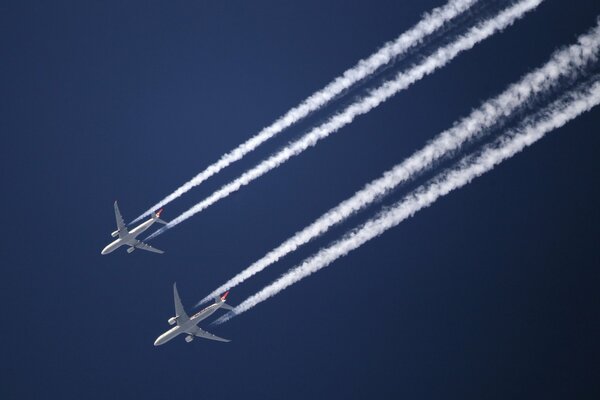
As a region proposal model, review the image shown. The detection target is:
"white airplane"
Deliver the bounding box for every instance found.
[154,283,233,346]
[101,201,167,255]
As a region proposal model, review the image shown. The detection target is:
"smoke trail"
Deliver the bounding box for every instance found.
[131,0,480,224]
[147,0,543,240]
[215,78,600,324]
[198,22,600,304]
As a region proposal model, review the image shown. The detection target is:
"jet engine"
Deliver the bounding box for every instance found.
[127,247,135,254]
[111,230,119,238]
[185,335,194,343]
[168,317,177,326]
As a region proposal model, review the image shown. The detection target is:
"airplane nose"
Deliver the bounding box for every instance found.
[154,338,162,346]
[101,244,112,255]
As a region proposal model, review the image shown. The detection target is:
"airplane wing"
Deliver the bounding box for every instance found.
[134,241,164,254]
[113,201,128,237]
[190,326,230,343]
[173,283,190,324]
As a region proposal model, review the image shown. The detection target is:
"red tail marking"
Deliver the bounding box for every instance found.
[221,291,230,301]
[155,208,163,217]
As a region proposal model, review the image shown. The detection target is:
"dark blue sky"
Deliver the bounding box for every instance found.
[2,1,599,398]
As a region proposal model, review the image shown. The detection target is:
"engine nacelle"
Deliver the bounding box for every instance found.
[168,317,177,326]
[127,247,135,254]
[111,230,119,238]
[185,335,194,343]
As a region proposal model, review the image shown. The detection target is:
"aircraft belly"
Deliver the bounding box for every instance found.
[203,308,218,320]
[130,220,153,236]
[102,240,123,254]
[154,326,181,346]
[191,308,217,324]
[181,319,202,331]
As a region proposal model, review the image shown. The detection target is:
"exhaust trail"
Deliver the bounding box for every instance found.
[147,0,543,240]
[132,0,480,224]
[199,21,600,305]
[215,78,600,324]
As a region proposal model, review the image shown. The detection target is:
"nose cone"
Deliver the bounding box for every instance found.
[101,243,114,255]
[101,243,116,255]
[154,334,167,346]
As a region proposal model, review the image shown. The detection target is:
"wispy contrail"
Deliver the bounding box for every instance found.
[147,0,543,240]
[132,0,480,224]
[199,21,600,305]
[215,78,600,324]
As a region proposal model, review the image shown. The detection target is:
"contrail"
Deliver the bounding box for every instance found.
[215,78,600,324]
[131,0,480,224]
[198,22,600,305]
[147,0,543,240]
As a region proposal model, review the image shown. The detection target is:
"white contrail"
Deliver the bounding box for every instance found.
[199,22,600,304]
[131,0,480,224]
[147,0,543,240]
[215,78,600,324]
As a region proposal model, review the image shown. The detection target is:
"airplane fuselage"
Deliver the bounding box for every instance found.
[154,302,223,346]
[101,218,156,255]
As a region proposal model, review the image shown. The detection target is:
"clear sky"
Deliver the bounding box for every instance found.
[2,1,599,399]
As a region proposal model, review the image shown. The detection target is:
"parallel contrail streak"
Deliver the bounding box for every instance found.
[215,79,600,323]
[132,0,480,224]
[199,22,600,304]
[147,0,542,240]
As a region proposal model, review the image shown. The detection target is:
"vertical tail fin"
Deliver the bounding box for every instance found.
[153,209,168,225]
[217,291,234,310]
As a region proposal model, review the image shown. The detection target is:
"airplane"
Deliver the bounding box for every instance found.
[154,283,233,346]
[101,201,167,255]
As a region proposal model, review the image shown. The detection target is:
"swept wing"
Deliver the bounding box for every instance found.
[113,201,128,237]
[190,326,230,342]
[134,241,164,254]
[173,283,190,324]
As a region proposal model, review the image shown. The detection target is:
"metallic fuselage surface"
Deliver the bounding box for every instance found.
[101,219,155,255]
[154,303,222,346]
